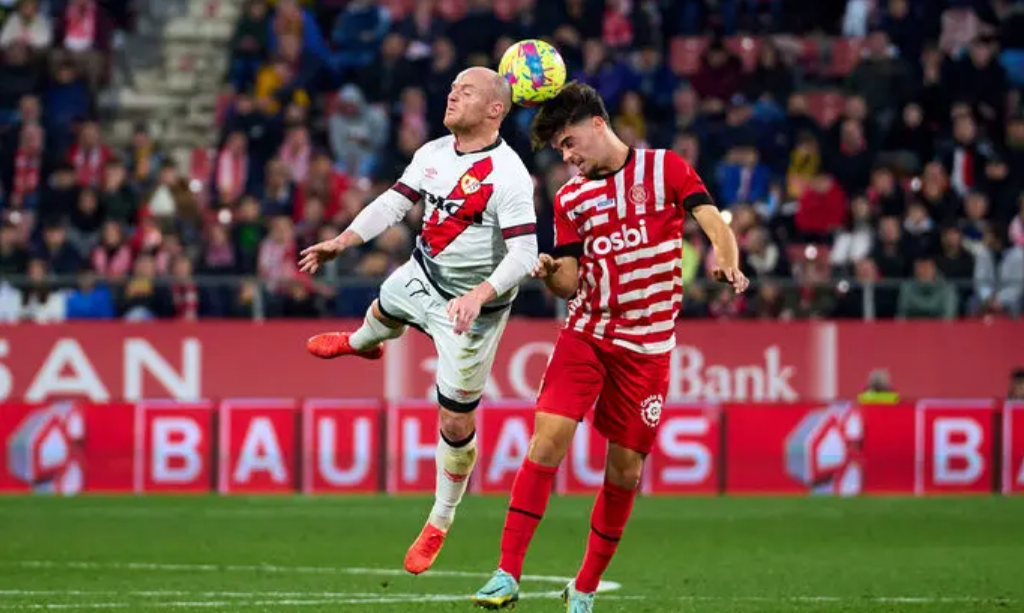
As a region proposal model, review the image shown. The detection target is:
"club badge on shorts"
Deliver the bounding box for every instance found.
[640,394,663,428]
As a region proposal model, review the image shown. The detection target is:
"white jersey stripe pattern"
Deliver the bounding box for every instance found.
[552,149,711,355]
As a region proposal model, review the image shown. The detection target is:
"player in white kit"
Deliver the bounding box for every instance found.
[298,67,538,574]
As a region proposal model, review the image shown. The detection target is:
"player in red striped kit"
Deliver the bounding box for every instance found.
[472,82,748,611]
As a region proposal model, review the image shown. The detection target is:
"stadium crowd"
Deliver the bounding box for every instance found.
[1,0,1023,322]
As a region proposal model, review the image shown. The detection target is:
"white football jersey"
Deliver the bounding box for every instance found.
[391,135,537,306]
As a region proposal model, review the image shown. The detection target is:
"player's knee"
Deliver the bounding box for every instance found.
[605,448,645,490]
[438,408,476,442]
[370,300,405,329]
[526,432,570,467]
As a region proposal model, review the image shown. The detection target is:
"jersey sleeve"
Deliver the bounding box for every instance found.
[390,148,426,203]
[550,189,583,259]
[495,169,538,240]
[665,150,715,212]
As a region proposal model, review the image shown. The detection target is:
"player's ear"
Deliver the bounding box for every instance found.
[591,115,605,133]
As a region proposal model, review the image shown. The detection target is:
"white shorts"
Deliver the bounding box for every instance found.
[377,259,510,412]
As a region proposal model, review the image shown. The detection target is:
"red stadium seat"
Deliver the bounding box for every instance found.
[437,0,466,21]
[669,36,710,76]
[805,90,845,127]
[828,37,865,78]
[795,36,822,76]
[725,36,762,73]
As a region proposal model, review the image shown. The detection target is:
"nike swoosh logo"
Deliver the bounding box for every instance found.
[478,587,504,596]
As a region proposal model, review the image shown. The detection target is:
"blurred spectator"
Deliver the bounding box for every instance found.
[631,46,676,124]
[716,144,770,207]
[65,267,114,319]
[448,0,504,64]
[67,186,102,251]
[690,39,743,106]
[296,151,349,223]
[0,43,41,117]
[258,215,298,304]
[873,215,911,279]
[880,0,925,60]
[0,0,52,52]
[66,119,113,188]
[902,201,937,258]
[941,111,996,198]
[215,130,250,207]
[39,163,79,226]
[833,258,883,318]
[856,369,900,404]
[233,195,265,274]
[786,131,822,200]
[742,225,790,278]
[330,0,390,75]
[119,253,171,320]
[255,34,311,115]
[277,123,312,184]
[98,160,138,227]
[280,277,319,317]
[358,32,416,104]
[36,220,81,275]
[329,84,387,179]
[91,220,132,280]
[897,256,957,319]
[831,195,875,270]
[575,38,633,111]
[43,59,91,148]
[883,102,933,173]
[7,122,45,211]
[846,30,911,118]
[268,0,329,63]
[936,223,975,296]
[126,124,163,192]
[170,255,198,320]
[961,190,991,250]
[227,0,270,91]
[0,220,27,275]
[53,0,113,91]
[830,119,872,195]
[914,162,959,224]
[613,90,647,145]
[1009,197,1024,248]
[745,41,794,107]
[19,258,65,322]
[795,173,848,242]
[973,225,1024,317]
[944,35,1008,130]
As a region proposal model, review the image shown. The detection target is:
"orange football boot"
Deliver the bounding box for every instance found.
[404,522,448,575]
[305,332,384,360]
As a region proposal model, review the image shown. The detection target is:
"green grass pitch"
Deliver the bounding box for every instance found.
[0,496,1022,612]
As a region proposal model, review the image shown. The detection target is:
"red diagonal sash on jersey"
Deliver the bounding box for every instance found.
[422,158,495,255]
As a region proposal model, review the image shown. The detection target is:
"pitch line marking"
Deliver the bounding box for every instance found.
[8,560,618,593]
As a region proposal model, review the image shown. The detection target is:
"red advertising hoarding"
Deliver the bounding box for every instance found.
[137,400,215,493]
[301,399,381,494]
[1003,402,1024,494]
[0,321,1018,403]
[0,399,1019,497]
[218,399,298,494]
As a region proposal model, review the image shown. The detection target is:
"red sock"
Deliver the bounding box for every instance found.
[498,458,557,581]
[575,479,637,593]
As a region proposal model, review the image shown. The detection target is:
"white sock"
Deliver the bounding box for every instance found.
[429,431,478,531]
[349,310,405,351]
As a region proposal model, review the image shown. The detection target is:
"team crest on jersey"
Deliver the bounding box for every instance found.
[629,184,649,206]
[460,174,482,195]
[640,394,663,428]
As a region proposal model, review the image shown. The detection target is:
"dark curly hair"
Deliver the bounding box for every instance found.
[529,82,610,150]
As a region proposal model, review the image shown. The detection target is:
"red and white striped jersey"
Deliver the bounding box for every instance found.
[551,148,713,355]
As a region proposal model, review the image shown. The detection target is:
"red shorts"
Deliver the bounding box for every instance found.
[535,329,670,454]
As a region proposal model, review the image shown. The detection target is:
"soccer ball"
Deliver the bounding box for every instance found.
[498,39,567,107]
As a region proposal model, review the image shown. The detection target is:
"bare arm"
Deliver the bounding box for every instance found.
[534,253,579,300]
[692,205,748,292]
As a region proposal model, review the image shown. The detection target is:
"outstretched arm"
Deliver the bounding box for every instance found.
[299,180,420,274]
[692,204,749,293]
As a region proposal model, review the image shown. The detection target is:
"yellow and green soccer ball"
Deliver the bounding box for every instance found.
[498,39,567,107]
